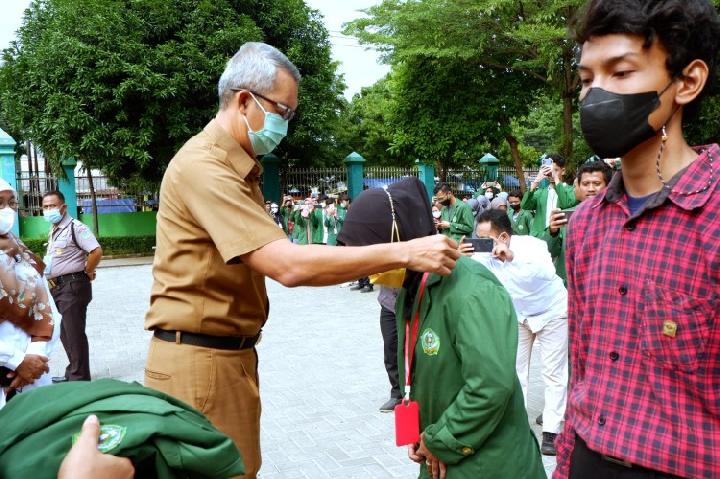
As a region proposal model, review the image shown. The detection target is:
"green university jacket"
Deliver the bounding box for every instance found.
[537,206,575,286]
[396,257,545,479]
[440,201,474,242]
[507,208,534,236]
[520,183,576,237]
[312,208,325,244]
[0,379,244,479]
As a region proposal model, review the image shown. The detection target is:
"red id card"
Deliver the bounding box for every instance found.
[394,400,420,446]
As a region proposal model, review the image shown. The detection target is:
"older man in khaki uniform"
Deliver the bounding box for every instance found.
[144,42,459,478]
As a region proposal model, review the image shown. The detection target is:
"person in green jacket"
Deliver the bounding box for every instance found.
[433,183,474,242]
[279,195,295,236]
[338,177,544,479]
[311,198,325,244]
[521,154,577,237]
[291,200,319,245]
[324,198,343,246]
[0,379,245,479]
[507,189,534,235]
[538,160,613,285]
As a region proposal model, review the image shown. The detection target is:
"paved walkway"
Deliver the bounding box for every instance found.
[48,264,556,478]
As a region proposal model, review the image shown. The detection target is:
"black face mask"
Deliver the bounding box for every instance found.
[439,197,452,207]
[510,203,521,211]
[580,83,673,159]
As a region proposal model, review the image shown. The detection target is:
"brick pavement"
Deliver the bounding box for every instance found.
[48,264,556,478]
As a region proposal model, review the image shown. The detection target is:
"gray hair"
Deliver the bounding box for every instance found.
[217,42,301,109]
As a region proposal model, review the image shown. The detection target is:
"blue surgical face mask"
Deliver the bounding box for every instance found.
[43,208,63,224]
[243,93,288,156]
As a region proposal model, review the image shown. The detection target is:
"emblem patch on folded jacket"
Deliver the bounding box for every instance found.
[72,424,127,453]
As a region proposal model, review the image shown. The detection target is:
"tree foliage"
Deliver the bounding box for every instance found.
[0,0,345,184]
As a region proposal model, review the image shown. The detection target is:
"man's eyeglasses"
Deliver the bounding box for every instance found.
[0,200,18,209]
[231,89,296,121]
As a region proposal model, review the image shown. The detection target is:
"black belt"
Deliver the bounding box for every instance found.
[48,272,89,289]
[153,328,261,350]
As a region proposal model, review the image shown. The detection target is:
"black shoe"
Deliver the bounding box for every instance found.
[379,397,401,413]
[360,285,374,293]
[349,284,364,291]
[536,413,543,426]
[51,376,69,384]
[541,432,557,456]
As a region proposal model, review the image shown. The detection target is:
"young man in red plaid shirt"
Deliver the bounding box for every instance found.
[555,1,720,478]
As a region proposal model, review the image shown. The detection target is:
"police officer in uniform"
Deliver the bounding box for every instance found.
[41,191,102,382]
[143,42,459,479]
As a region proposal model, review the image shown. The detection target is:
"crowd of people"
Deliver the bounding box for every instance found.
[1,1,719,478]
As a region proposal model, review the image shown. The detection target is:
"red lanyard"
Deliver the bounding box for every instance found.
[403,272,430,399]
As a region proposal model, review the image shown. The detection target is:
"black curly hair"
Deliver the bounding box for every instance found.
[573,0,720,121]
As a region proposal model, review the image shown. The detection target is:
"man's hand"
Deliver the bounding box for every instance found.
[492,240,514,263]
[532,166,552,190]
[405,235,460,276]
[437,221,450,230]
[10,354,48,388]
[85,270,97,281]
[58,415,135,479]
[416,434,447,479]
[548,209,567,236]
[457,236,474,257]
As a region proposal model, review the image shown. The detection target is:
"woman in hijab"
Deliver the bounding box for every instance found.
[0,179,61,408]
[338,178,544,479]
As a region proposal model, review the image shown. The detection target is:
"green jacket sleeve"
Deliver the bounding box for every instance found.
[422,288,518,464]
[538,229,563,259]
[520,188,538,211]
[449,203,474,238]
[556,183,578,210]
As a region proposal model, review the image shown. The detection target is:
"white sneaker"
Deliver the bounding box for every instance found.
[339,281,356,288]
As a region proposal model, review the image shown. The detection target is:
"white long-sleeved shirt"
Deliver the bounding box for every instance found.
[471,234,567,332]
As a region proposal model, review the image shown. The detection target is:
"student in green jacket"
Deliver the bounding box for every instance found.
[338,177,544,479]
[538,160,613,284]
[507,189,534,235]
[291,200,319,245]
[323,198,343,246]
[311,198,325,244]
[521,154,577,237]
[433,183,474,242]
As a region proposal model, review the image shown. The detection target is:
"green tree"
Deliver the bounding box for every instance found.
[0,0,345,184]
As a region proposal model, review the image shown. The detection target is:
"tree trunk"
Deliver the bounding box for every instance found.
[87,169,99,236]
[560,46,576,161]
[505,134,527,194]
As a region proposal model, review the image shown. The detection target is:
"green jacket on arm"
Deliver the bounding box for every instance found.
[396,257,544,479]
[289,209,303,243]
[0,379,244,479]
[538,227,567,286]
[440,201,474,242]
[521,183,577,237]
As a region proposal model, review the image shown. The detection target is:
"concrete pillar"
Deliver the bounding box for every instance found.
[0,129,19,236]
[260,153,281,204]
[415,160,435,201]
[344,152,366,201]
[59,159,78,218]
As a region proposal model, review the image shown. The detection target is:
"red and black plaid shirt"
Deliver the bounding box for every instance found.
[555,145,720,479]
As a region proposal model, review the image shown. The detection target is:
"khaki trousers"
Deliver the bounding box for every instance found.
[144,337,261,478]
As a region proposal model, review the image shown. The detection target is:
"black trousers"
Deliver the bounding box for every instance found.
[51,276,92,381]
[380,306,401,399]
[570,435,681,479]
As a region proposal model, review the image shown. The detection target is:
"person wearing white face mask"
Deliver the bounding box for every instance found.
[143,42,460,478]
[0,179,62,409]
[41,190,102,384]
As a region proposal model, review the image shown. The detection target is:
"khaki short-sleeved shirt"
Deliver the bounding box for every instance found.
[145,120,287,337]
[46,215,101,279]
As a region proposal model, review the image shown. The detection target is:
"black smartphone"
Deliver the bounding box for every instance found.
[0,366,14,387]
[463,238,494,253]
[562,209,574,222]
